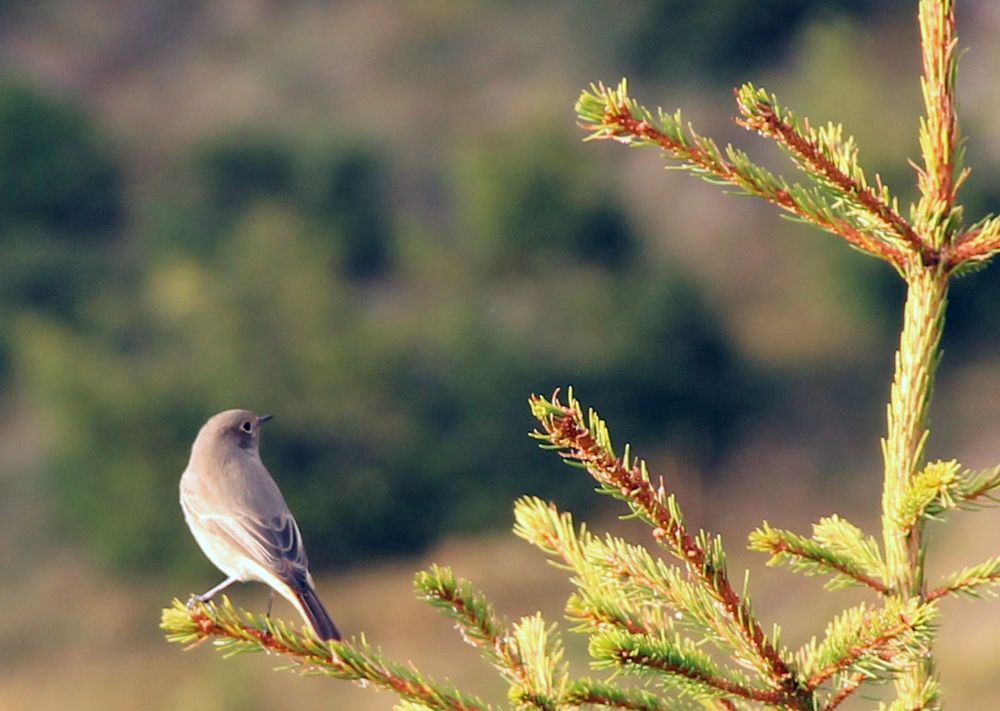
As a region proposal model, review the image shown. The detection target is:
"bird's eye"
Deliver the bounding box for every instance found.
[240,420,253,433]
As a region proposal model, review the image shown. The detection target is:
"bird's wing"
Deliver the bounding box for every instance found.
[181,486,311,588]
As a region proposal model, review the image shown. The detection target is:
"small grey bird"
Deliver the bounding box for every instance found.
[180,409,341,641]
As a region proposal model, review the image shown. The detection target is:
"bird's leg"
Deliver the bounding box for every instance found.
[187,576,238,608]
[266,589,275,618]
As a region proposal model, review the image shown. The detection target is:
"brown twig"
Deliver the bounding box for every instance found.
[612,644,789,706]
[804,617,914,690]
[822,671,865,710]
[945,224,1000,270]
[176,603,495,711]
[761,538,891,596]
[736,94,931,264]
[534,393,812,710]
[597,104,906,269]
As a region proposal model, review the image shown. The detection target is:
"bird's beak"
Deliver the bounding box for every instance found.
[257,414,274,425]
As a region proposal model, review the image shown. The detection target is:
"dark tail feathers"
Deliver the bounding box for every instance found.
[298,585,342,641]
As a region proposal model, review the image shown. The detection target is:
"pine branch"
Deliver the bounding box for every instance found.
[510,614,569,710]
[734,83,929,264]
[894,461,1000,537]
[879,268,948,709]
[566,678,677,711]
[415,565,507,664]
[894,459,961,532]
[564,593,666,637]
[590,629,785,707]
[512,497,689,639]
[914,0,966,247]
[414,565,566,710]
[530,390,811,709]
[513,495,593,574]
[569,679,741,711]
[947,214,1000,271]
[568,678,738,711]
[591,533,773,668]
[927,556,1000,601]
[749,518,888,594]
[948,463,1000,509]
[822,672,865,711]
[807,516,886,587]
[576,80,905,267]
[514,497,775,681]
[514,497,701,636]
[161,598,495,711]
[878,675,941,711]
[796,599,937,691]
[512,497,659,636]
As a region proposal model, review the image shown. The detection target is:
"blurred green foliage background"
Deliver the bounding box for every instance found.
[2,1,1000,708]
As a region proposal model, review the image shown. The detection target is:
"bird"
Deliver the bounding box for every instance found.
[179,408,341,641]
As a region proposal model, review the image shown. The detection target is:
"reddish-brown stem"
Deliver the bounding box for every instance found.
[599,106,906,269]
[569,686,715,711]
[925,586,950,602]
[612,646,789,706]
[762,539,891,595]
[425,583,536,694]
[188,609,491,711]
[804,617,914,690]
[539,400,811,710]
[822,672,865,710]
[945,227,1000,270]
[737,98,931,264]
[191,609,318,659]
[576,608,651,636]
[926,568,1000,603]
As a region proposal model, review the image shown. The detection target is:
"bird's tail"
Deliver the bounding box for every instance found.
[295,584,342,641]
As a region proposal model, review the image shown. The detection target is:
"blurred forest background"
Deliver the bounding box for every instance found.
[2,1,1000,709]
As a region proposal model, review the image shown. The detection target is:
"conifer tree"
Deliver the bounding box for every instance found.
[163,1,1000,707]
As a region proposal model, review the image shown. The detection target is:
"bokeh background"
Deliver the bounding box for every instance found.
[2,1,1000,708]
